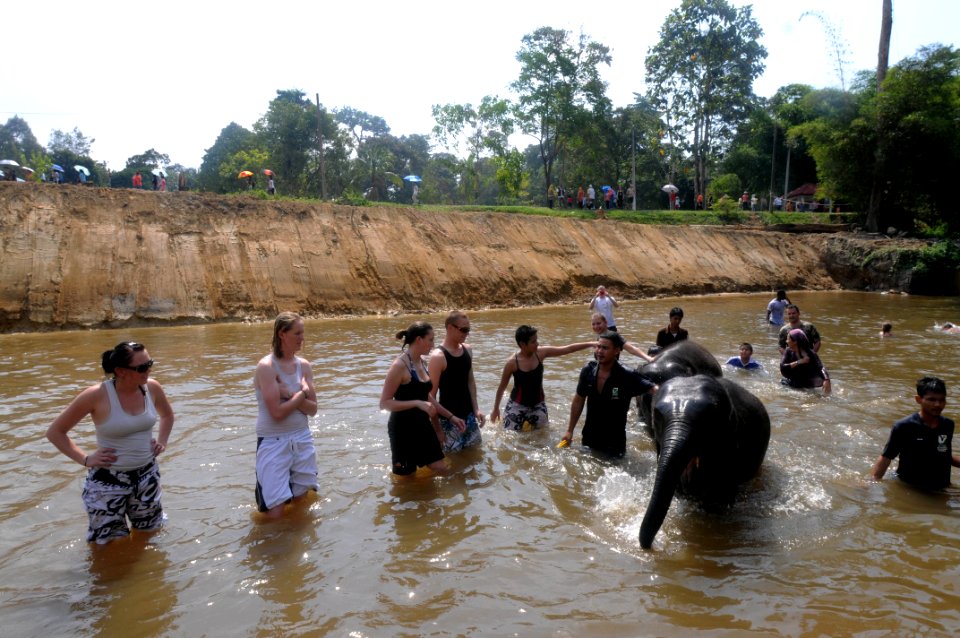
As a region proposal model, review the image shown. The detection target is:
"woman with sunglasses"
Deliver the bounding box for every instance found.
[253,312,318,518]
[46,342,175,544]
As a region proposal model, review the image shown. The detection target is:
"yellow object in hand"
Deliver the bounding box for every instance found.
[557,438,570,448]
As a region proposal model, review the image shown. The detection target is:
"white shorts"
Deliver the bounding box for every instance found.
[255,428,318,511]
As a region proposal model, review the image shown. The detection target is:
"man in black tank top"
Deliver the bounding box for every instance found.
[429,311,484,453]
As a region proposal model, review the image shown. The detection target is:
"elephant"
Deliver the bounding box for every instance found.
[637,340,722,431]
[638,374,771,549]
[639,340,722,385]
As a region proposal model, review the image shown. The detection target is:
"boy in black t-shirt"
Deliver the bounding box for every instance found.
[872,376,959,490]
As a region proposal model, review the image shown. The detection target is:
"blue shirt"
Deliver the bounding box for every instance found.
[726,356,761,370]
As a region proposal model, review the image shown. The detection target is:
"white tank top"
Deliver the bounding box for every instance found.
[96,380,157,470]
[256,356,309,437]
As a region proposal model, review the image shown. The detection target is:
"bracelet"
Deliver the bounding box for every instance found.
[83,455,88,467]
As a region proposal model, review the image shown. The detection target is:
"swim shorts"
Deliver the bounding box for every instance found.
[255,428,319,512]
[82,459,163,544]
[502,399,549,431]
[440,412,482,453]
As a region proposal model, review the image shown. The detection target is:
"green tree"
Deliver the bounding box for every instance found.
[645,0,767,203]
[432,96,513,203]
[198,122,258,193]
[255,89,319,196]
[0,116,44,161]
[511,27,611,194]
[48,127,95,156]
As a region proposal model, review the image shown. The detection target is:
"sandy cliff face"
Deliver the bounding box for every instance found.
[0,183,940,331]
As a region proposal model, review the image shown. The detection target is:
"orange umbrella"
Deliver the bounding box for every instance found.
[238,170,254,179]
[263,169,274,176]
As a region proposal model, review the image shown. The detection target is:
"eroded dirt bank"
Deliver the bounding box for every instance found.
[0,183,949,332]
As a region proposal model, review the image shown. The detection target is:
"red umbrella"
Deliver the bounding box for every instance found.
[238,170,254,179]
[263,169,274,176]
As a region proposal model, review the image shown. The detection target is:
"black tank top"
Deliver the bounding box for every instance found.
[510,354,544,407]
[438,346,473,419]
[388,355,433,429]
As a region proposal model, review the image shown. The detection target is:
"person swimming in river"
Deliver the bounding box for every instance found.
[939,322,960,334]
[489,325,595,431]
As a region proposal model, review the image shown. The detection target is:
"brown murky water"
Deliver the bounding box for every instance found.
[1,292,958,637]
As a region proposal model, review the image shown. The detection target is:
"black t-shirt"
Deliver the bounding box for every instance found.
[881,412,955,490]
[576,361,656,456]
[656,327,688,348]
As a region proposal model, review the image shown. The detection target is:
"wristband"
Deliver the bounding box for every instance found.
[83,455,88,467]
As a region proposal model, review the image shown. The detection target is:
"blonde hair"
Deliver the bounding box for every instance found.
[272,312,302,358]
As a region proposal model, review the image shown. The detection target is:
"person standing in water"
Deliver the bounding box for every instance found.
[561,332,659,456]
[766,289,791,326]
[428,311,484,453]
[490,325,596,431]
[253,312,318,518]
[380,322,448,476]
[589,285,620,331]
[872,376,958,490]
[46,341,174,544]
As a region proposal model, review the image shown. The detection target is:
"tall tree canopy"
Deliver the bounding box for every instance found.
[645,0,766,201]
[511,27,611,193]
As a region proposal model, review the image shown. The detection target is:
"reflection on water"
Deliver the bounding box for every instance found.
[1,292,959,636]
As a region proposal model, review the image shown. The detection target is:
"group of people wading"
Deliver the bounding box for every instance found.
[45,289,958,544]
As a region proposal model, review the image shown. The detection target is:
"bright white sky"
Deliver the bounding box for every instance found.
[4,0,957,170]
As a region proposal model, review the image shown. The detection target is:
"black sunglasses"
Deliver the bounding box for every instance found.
[121,360,154,373]
[456,325,471,334]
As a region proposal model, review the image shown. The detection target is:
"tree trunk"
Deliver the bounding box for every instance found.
[866,0,893,233]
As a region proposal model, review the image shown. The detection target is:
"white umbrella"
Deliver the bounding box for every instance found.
[152,168,166,177]
[19,166,34,175]
[661,183,679,193]
[73,165,90,176]
[0,159,21,168]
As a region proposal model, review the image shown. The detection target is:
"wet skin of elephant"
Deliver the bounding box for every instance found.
[638,374,771,549]
[637,340,722,430]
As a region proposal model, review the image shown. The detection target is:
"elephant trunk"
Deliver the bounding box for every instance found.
[639,420,696,549]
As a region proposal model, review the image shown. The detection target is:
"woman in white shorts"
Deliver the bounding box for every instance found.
[46,341,175,544]
[253,312,318,518]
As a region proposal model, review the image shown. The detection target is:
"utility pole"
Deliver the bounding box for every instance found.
[631,127,637,211]
[316,93,327,200]
[768,120,777,212]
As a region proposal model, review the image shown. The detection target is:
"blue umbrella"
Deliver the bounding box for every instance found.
[51,164,64,172]
[601,185,612,193]
[403,175,422,183]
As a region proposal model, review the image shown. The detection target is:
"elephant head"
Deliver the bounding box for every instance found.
[639,375,770,549]
[638,340,723,429]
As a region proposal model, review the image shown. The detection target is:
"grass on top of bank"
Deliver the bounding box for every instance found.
[236,190,857,227]
[423,204,857,227]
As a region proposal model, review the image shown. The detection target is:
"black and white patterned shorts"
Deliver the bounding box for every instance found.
[81,459,163,544]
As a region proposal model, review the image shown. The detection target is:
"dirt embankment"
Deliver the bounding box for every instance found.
[0,183,952,332]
